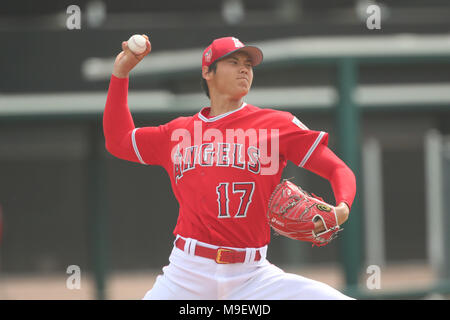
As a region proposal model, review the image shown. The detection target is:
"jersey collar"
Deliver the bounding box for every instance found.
[198,102,247,123]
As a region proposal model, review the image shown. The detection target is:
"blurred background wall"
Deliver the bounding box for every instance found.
[1,0,450,299]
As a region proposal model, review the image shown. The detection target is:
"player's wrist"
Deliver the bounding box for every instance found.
[112,69,130,79]
[335,203,349,225]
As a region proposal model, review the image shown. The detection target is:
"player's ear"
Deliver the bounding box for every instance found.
[202,66,213,80]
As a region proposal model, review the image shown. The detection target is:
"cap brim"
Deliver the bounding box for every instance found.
[219,46,264,67]
[239,46,264,66]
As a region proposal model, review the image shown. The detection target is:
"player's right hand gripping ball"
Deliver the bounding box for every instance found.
[267,179,342,247]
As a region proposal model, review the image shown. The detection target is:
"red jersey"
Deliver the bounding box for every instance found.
[132,105,327,248]
[104,75,355,249]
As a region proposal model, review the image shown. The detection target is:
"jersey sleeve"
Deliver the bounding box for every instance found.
[303,144,356,209]
[277,111,329,167]
[132,123,171,167]
[103,74,171,168]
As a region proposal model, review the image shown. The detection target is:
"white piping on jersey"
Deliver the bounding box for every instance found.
[132,128,147,165]
[292,116,309,130]
[198,102,247,122]
[298,131,326,168]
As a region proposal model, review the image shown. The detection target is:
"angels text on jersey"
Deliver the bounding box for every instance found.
[171,121,280,181]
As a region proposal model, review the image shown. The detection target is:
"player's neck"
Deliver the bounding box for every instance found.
[208,96,244,117]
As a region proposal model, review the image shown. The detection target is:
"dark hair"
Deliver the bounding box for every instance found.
[200,61,218,99]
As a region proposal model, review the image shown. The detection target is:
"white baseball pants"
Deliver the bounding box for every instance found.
[143,237,353,300]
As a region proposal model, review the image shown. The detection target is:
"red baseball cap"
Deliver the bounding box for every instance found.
[202,37,263,69]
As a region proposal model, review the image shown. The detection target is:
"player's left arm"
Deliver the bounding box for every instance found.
[303,143,356,226]
[276,111,356,228]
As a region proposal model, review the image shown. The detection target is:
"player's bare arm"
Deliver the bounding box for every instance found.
[314,202,349,233]
[112,34,151,79]
[335,202,350,224]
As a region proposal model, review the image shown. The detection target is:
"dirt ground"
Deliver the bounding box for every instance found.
[0,262,446,300]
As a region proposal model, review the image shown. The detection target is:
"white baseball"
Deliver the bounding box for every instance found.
[127,34,147,55]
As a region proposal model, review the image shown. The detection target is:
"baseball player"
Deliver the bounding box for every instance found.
[103,35,357,299]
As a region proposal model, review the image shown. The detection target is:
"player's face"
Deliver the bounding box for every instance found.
[209,51,254,99]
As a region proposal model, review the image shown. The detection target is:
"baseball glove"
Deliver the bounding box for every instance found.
[267,179,342,247]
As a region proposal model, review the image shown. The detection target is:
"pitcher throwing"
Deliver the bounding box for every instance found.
[103,35,357,299]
